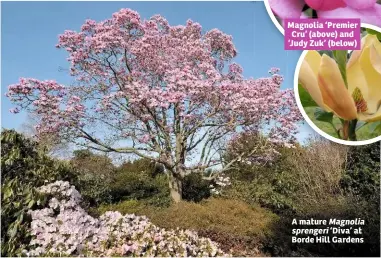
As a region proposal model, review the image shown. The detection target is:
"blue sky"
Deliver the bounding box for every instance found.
[1,1,314,141]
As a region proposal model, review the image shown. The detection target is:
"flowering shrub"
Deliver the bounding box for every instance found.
[25,181,227,257]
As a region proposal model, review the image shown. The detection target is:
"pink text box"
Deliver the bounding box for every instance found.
[284,18,361,50]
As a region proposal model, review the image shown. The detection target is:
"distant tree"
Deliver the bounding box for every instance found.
[71,149,114,174]
[69,149,115,205]
[19,114,72,158]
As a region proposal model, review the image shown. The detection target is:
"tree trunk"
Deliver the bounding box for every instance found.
[168,173,182,203]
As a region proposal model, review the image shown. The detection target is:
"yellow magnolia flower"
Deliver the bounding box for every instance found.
[299,51,357,120]
[299,34,381,122]
[347,34,381,122]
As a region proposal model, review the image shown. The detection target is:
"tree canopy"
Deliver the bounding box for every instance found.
[7,9,301,201]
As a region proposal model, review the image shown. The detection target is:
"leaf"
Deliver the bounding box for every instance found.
[298,84,317,107]
[314,107,333,124]
[355,121,367,131]
[3,187,14,199]
[319,50,333,58]
[27,200,35,209]
[333,50,348,88]
[8,225,18,239]
[16,214,24,225]
[366,28,381,41]
[368,121,381,135]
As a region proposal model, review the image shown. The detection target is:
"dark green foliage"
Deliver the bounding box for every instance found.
[263,196,380,257]
[110,169,156,201]
[3,128,379,257]
[69,152,170,207]
[1,179,45,257]
[141,174,171,207]
[224,134,380,256]
[341,143,380,200]
[72,149,92,159]
[262,143,381,257]
[76,172,113,206]
[1,129,77,256]
[110,159,168,203]
[340,142,380,256]
[70,149,114,206]
[98,199,146,216]
[109,159,211,206]
[224,133,300,212]
[182,173,211,202]
[116,158,164,178]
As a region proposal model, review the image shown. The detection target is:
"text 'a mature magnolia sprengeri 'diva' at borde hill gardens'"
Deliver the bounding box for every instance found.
[291,218,365,244]
[284,19,361,50]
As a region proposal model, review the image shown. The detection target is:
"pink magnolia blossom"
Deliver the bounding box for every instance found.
[7,79,85,136]
[305,0,347,11]
[9,107,20,114]
[269,0,381,26]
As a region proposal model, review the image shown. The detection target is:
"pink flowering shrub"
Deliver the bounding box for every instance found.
[24,181,227,257]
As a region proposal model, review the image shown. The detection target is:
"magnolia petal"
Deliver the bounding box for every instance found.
[269,0,305,19]
[318,54,357,120]
[347,41,370,105]
[299,60,326,110]
[318,6,381,27]
[347,60,370,108]
[359,45,381,113]
[354,5,381,27]
[348,35,381,70]
[299,51,332,111]
[347,49,362,69]
[361,34,380,49]
[358,108,381,122]
[304,50,321,77]
[347,35,373,69]
[305,0,346,11]
[370,42,381,74]
[318,6,359,18]
[344,0,377,10]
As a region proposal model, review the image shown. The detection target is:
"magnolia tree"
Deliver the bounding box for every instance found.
[7,9,301,202]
